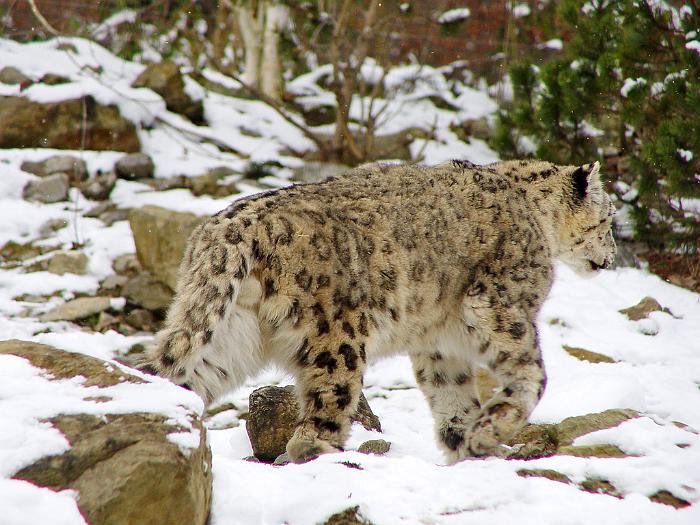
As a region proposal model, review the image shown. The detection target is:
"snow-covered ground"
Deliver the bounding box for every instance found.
[0,37,699,524]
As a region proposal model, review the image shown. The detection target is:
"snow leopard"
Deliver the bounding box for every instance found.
[144,159,616,463]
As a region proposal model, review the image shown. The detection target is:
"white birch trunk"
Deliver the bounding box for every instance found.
[235,3,263,88]
[260,3,290,100]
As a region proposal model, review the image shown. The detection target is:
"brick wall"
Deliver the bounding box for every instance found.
[3,0,523,72]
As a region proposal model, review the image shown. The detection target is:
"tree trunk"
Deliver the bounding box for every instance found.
[260,3,289,100]
[235,2,264,89]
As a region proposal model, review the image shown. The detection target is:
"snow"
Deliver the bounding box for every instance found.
[540,38,564,50]
[1,36,699,524]
[436,8,471,25]
[512,3,532,18]
[685,41,700,54]
[678,149,694,162]
[621,77,647,97]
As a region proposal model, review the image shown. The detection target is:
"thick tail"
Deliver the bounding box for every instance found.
[145,219,254,401]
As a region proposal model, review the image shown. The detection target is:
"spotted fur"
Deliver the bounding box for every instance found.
[145,159,616,463]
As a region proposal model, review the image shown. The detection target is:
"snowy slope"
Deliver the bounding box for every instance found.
[0,37,699,525]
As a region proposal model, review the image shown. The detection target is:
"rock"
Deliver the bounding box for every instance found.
[555,409,639,446]
[100,208,130,226]
[123,272,174,312]
[39,73,70,85]
[649,490,691,508]
[0,240,44,264]
[516,469,572,484]
[84,202,114,218]
[294,162,350,183]
[128,205,205,291]
[322,506,372,525]
[112,253,141,276]
[132,61,204,124]
[508,409,638,459]
[0,340,211,525]
[579,479,621,498]
[558,444,628,458]
[562,345,616,364]
[21,155,88,184]
[0,95,140,152]
[94,311,120,332]
[98,274,129,295]
[146,174,191,191]
[507,423,559,459]
[246,385,299,462]
[125,308,157,331]
[246,385,381,462]
[619,297,663,321]
[189,173,221,196]
[38,218,69,237]
[355,393,382,432]
[46,251,89,276]
[23,173,70,203]
[0,66,30,85]
[40,297,112,322]
[358,439,391,455]
[206,166,238,179]
[115,153,155,180]
[81,171,117,200]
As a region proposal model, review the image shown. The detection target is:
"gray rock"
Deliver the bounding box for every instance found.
[0,95,140,152]
[81,171,117,200]
[125,308,157,331]
[40,296,112,322]
[114,153,155,180]
[48,155,88,182]
[83,202,114,218]
[23,173,70,203]
[128,205,205,291]
[0,66,30,85]
[358,439,391,455]
[21,155,87,183]
[99,208,130,226]
[132,62,204,124]
[0,340,211,525]
[146,175,190,191]
[246,385,381,462]
[99,274,129,294]
[112,253,141,276]
[38,218,69,237]
[122,272,174,312]
[46,251,89,275]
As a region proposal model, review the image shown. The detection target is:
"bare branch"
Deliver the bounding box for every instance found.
[28,0,62,37]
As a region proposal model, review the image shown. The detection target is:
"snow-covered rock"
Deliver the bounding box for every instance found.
[0,339,211,525]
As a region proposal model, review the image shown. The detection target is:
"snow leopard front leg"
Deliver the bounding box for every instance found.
[286,319,367,463]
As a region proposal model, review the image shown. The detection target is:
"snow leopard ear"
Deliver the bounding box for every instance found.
[572,161,600,200]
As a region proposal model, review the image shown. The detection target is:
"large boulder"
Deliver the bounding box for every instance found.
[0,339,212,525]
[0,95,140,152]
[132,61,204,124]
[128,205,206,291]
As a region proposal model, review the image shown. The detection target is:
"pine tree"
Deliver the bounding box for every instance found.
[494,0,700,252]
